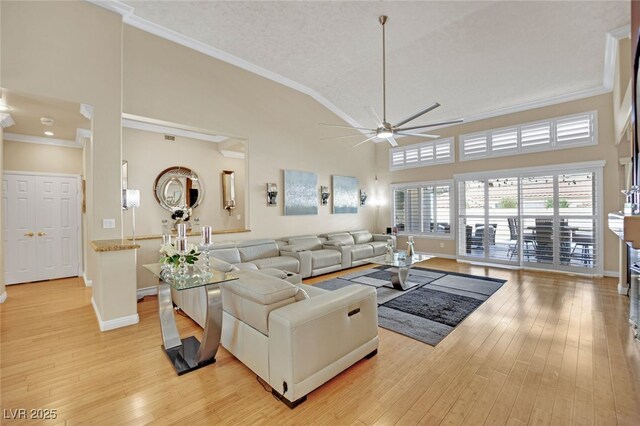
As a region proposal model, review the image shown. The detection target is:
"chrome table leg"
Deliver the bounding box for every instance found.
[391,266,418,291]
[158,281,221,375]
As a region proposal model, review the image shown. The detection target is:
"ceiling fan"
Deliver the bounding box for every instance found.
[322,15,463,148]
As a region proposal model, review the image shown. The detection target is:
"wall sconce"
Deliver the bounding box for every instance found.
[360,189,368,206]
[222,170,236,216]
[320,186,330,206]
[267,183,278,206]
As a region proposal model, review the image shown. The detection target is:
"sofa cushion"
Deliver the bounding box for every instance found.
[326,233,355,246]
[369,241,388,256]
[351,244,374,261]
[311,249,342,269]
[238,239,280,262]
[351,231,373,244]
[251,256,300,273]
[209,246,241,264]
[287,236,323,251]
[209,257,234,272]
[234,263,259,270]
[223,271,299,305]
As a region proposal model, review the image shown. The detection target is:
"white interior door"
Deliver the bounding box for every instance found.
[3,173,80,285]
[3,175,38,284]
[36,176,79,281]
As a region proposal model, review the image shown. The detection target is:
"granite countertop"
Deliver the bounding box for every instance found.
[91,239,141,252]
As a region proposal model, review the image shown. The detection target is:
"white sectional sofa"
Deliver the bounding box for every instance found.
[321,230,393,267]
[220,270,379,408]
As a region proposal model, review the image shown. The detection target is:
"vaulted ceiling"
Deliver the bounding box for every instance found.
[122,1,628,130]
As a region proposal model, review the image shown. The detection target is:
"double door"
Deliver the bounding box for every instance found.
[3,173,80,285]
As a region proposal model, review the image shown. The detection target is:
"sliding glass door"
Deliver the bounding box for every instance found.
[457,164,602,275]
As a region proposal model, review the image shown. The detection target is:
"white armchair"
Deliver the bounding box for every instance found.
[220,270,378,408]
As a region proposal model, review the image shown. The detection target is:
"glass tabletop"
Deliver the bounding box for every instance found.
[143,263,238,291]
[370,252,432,268]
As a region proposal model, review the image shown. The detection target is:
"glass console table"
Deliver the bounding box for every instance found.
[143,263,238,375]
[370,252,432,291]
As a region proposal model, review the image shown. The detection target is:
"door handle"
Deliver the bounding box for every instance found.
[37,232,46,236]
[24,232,34,237]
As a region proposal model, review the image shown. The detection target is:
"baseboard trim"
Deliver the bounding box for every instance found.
[0,291,7,303]
[91,296,139,332]
[82,273,93,287]
[618,283,629,295]
[137,286,158,298]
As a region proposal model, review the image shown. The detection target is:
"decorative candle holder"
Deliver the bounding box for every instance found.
[200,226,213,279]
[175,237,189,280]
[177,223,187,238]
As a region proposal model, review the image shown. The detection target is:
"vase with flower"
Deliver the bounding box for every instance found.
[159,241,200,276]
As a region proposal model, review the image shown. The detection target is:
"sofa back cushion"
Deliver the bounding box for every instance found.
[351,231,373,244]
[238,239,280,262]
[326,233,355,246]
[288,236,323,251]
[209,244,241,264]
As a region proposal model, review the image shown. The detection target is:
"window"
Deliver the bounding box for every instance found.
[389,138,454,171]
[460,111,597,161]
[455,161,602,275]
[391,180,453,237]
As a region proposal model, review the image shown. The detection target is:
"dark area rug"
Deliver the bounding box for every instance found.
[314,265,506,346]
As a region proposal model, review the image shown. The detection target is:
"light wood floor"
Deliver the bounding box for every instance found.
[1,259,639,425]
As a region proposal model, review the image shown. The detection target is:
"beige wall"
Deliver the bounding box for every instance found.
[123,26,377,243]
[122,128,247,236]
[375,93,622,273]
[1,1,123,318]
[3,140,82,175]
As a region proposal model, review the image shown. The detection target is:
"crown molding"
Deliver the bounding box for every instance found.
[80,103,94,120]
[219,149,245,159]
[0,113,15,128]
[603,25,631,91]
[87,1,626,135]
[4,132,82,149]
[76,128,91,146]
[122,116,228,143]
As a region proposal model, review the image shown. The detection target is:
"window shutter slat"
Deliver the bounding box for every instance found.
[490,128,518,152]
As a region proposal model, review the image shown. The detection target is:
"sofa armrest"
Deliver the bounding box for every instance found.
[372,234,395,244]
[268,285,379,401]
[323,244,351,268]
[280,250,312,278]
[279,245,300,252]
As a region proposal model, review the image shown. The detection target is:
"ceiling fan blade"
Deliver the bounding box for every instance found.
[393,102,440,128]
[397,118,464,132]
[353,134,378,148]
[395,131,439,139]
[386,136,398,147]
[366,106,383,126]
[320,123,375,132]
[321,133,375,141]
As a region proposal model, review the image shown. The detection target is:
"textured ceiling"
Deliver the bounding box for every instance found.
[3,90,89,141]
[123,1,628,129]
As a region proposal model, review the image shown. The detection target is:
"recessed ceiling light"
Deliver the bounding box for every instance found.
[44,131,54,136]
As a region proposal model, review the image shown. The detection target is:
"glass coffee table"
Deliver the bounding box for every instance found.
[370,252,432,291]
[143,263,238,375]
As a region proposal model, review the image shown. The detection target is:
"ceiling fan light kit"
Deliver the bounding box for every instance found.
[321,15,463,147]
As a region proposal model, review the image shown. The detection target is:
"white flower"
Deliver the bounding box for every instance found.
[159,244,178,257]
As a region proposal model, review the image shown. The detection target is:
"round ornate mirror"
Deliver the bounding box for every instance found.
[153,166,204,212]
